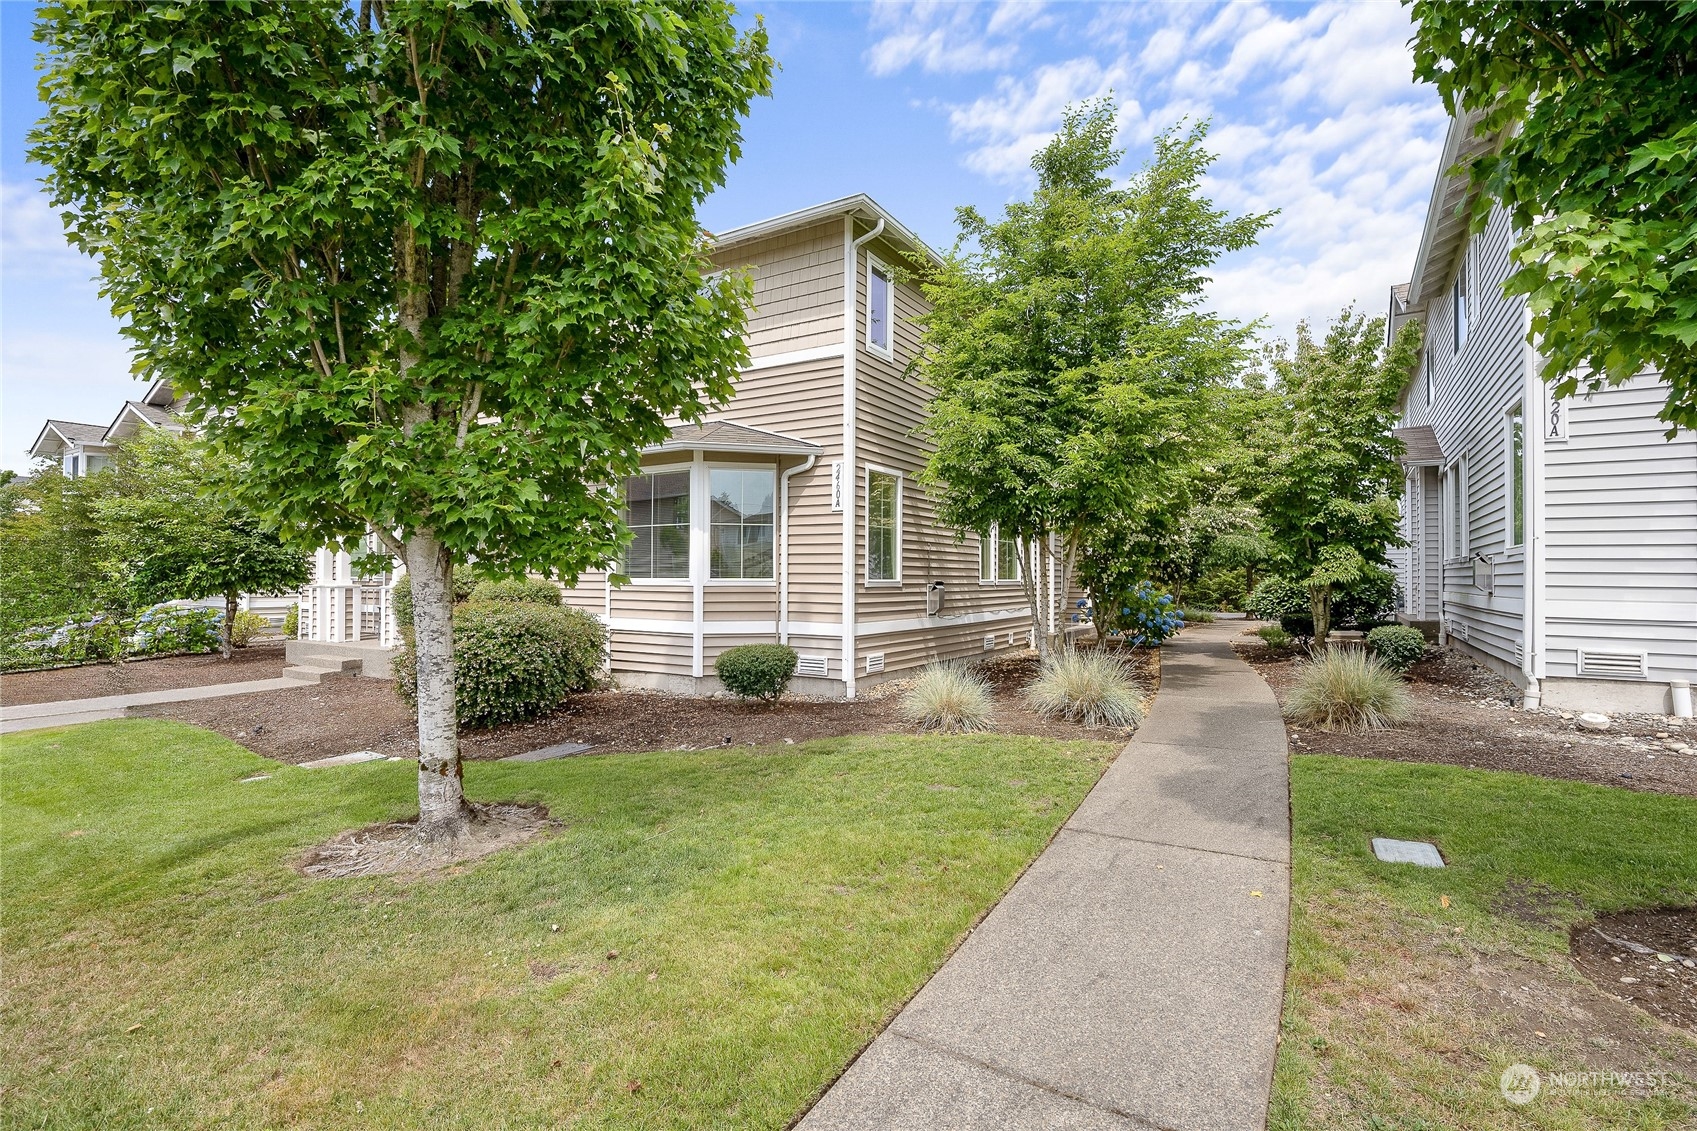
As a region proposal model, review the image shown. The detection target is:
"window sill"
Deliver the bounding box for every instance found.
[705,578,776,586]
[865,579,903,588]
[624,578,692,587]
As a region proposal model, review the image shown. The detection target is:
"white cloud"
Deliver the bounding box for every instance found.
[866,1,1033,76]
[864,0,1449,343]
[1,181,96,279]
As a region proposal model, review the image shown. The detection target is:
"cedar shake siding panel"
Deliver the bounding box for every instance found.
[712,220,845,360]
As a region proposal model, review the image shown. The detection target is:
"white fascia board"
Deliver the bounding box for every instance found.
[712,193,944,268]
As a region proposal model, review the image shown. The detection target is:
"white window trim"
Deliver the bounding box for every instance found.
[1505,401,1525,549]
[1442,455,1469,562]
[865,464,903,586]
[979,523,1022,585]
[1452,243,1469,355]
[865,252,895,361]
[705,461,778,586]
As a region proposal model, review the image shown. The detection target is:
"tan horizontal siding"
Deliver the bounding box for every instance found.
[608,630,693,677]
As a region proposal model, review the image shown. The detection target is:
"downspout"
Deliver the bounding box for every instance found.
[841,214,884,699]
[779,452,818,645]
[1522,305,1547,709]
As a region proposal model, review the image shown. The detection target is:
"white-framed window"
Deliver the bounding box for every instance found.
[708,466,776,580]
[866,254,893,358]
[622,468,692,580]
[980,524,1022,583]
[1452,244,1469,354]
[1506,402,1525,548]
[1442,457,1467,559]
[866,466,901,583]
[1423,348,1433,407]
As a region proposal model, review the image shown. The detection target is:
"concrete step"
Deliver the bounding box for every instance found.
[282,658,363,684]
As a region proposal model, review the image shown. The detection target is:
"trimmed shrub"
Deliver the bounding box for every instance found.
[468,577,563,607]
[1256,624,1293,648]
[1025,648,1145,728]
[390,570,479,630]
[230,610,271,647]
[1283,648,1414,732]
[715,644,799,703]
[901,663,994,733]
[395,602,606,728]
[282,603,300,638]
[1246,576,1313,639]
[1366,624,1427,673]
[1334,566,1398,630]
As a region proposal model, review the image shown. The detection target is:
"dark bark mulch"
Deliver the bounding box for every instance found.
[1236,634,1697,798]
[1571,909,1697,1032]
[1,644,288,707]
[132,649,1157,765]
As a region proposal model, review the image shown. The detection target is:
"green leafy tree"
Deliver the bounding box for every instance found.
[96,430,311,658]
[1251,309,1422,646]
[1410,1,1697,432]
[0,464,106,643]
[33,1,772,837]
[916,100,1268,655]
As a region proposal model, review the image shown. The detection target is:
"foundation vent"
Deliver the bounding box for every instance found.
[984,634,998,650]
[796,655,829,679]
[864,652,885,675]
[1577,649,1647,680]
[1009,631,1021,648]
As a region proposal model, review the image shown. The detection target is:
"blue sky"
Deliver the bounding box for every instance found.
[1,1,1448,472]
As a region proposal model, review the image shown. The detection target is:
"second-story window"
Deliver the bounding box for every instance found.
[1507,402,1525,547]
[1452,245,1469,354]
[867,255,893,357]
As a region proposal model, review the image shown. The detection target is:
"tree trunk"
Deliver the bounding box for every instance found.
[405,531,470,836]
[1016,535,1050,661]
[223,591,237,658]
[1309,583,1332,648]
[1244,562,1257,604]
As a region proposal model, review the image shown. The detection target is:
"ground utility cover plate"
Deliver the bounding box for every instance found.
[1371,837,1445,867]
[502,742,594,762]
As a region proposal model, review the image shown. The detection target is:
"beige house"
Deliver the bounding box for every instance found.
[295,195,1075,694]
[559,195,1053,697]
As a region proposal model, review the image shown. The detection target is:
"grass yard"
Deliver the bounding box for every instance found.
[0,720,1115,1130]
[1273,755,1697,1130]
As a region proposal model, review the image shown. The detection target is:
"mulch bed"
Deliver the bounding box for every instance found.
[1571,909,1697,1032]
[132,649,1157,765]
[1235,632,1697,798]
[1,644,288,707]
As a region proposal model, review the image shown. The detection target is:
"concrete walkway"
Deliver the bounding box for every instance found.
[800,621,1291,1131]
[0,678,297,735]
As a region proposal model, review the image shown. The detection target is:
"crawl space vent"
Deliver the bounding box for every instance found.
[864,652,885,675]
[984,634,998,650]
[796,655,829,679]
[1009,630,1020,647]
[1578,649,1648,679]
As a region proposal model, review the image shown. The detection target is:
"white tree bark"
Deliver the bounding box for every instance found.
[404,531,469,835]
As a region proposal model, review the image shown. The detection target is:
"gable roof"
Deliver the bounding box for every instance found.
[646,420,821,457]
[103,400,182,444]
[711,193,943,268]
[1403,108,1500,312]
[28,420,110,459]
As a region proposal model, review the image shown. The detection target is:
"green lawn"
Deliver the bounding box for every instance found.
[1273,755,1697,1130]
[0,720,1114,1130]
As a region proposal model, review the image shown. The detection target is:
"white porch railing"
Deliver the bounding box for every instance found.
[297,546,401,648]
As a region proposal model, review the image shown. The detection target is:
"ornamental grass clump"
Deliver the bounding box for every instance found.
[901,663,995,733]
[1283,647,1415,732]
[1025,648,1145,729]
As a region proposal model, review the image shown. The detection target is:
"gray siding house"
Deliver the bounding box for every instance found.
[1389,113,1697,716]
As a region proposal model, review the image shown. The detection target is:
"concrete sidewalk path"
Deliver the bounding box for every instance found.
[1,678,297,735]
[800,621,1290,1131]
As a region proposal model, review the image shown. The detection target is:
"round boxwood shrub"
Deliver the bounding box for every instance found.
[1245,576,1313,639]
[394,602,606,728]
[390,570,479,631]
[468,577,563,607]
[715,644,798,703]
[1366,624,1427,673]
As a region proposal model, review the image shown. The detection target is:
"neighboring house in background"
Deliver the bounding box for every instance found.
[25,377,186,477]
[1388,111,1697,716]
[295,194,1083,694]
[20,377,299,629]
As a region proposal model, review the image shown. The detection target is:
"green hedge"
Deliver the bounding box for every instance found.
[468,578,563,607]
[1366,624,1427,673]
[715,644,798,702]
[394,602,606,728]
